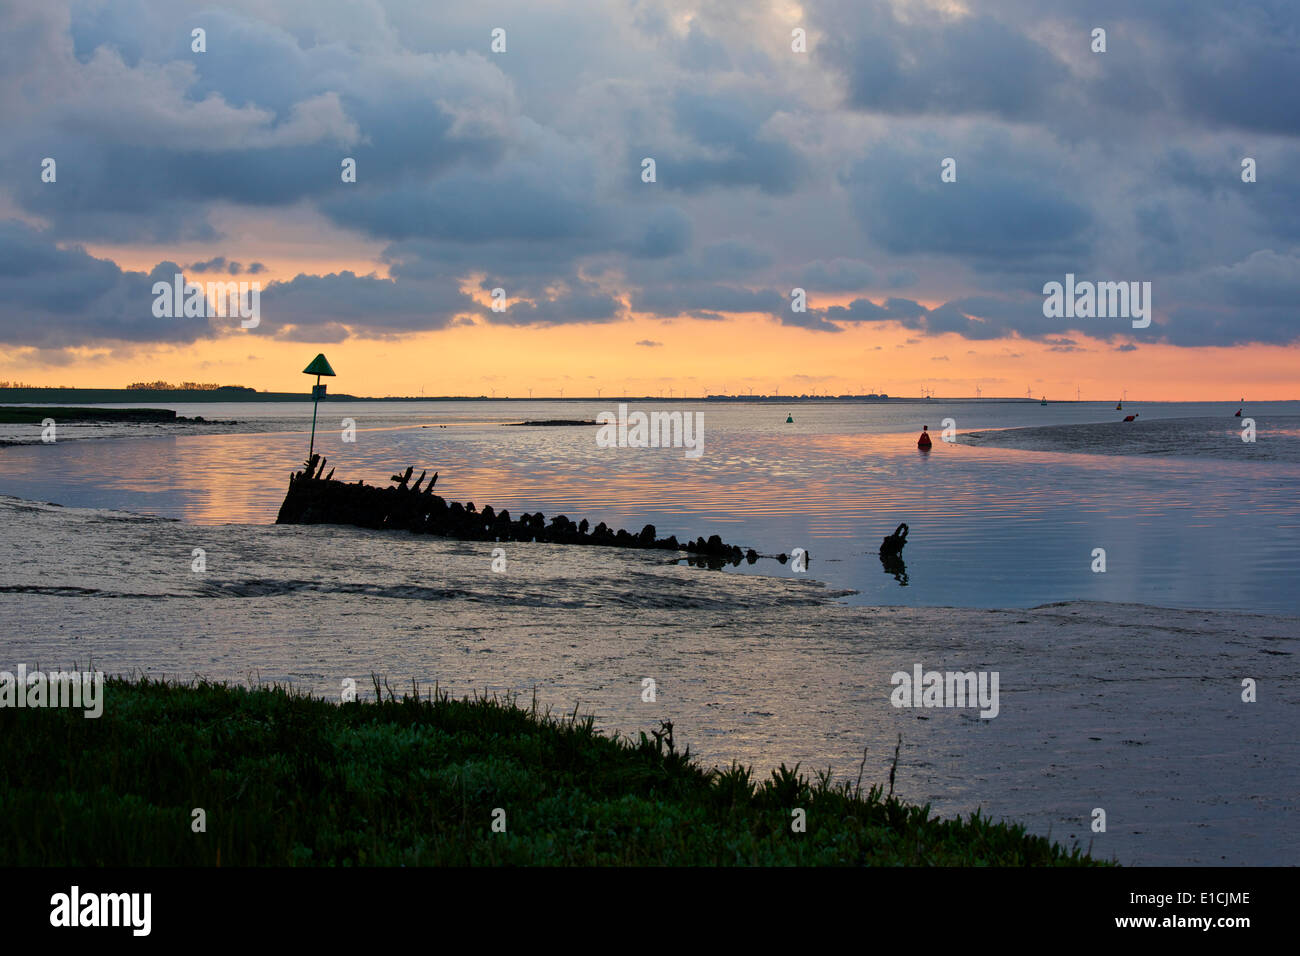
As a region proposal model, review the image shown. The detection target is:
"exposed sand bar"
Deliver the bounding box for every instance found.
[0,408,235,445]
[1,495,1295,866]
[0,406,183,424]
[963,414,1300,463]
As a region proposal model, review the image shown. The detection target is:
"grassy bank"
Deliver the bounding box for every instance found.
[0,677,1105,866]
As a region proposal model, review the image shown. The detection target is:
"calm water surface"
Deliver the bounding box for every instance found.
[2,400,1297,612]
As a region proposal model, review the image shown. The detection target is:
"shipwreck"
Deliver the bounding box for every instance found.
[275,454,768,565]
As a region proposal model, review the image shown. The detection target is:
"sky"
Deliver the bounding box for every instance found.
[1,0,1298,399]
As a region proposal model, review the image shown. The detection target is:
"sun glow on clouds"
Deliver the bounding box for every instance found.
[5,307,1297,402]
[2,0,1299,398]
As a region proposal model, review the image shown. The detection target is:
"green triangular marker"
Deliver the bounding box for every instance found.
[303,354,336,377]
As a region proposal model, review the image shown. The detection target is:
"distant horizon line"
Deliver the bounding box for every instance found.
[0,387,1280,405]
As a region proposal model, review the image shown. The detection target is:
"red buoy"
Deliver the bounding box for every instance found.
[1123,414,1138,422]
[918,425,932,448]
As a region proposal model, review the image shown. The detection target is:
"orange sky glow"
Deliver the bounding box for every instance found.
[4,301,1295,401]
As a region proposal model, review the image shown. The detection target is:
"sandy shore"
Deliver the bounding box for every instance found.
[1,494,1296,866]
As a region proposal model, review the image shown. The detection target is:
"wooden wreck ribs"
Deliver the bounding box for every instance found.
[275,455,755,560]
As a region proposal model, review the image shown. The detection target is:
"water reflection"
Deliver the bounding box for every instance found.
[871,522,909,586]
[879,551,909,586]
[2,404,1299,612]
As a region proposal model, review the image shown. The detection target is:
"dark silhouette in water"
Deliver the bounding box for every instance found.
[879,550,909,586]
[276,455,756,560]
[878,523,909,584]
[917,425,931,449]
[684,548,762,570]
[879,522,909,558]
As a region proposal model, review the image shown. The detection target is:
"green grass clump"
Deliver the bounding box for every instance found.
[0,676,1105,866]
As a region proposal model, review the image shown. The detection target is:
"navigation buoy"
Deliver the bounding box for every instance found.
[1123,413,1138,422]
[786,414,793,423]
[1234,407,1243,417]
[1116,401,1122,410]
[917,425,932,448]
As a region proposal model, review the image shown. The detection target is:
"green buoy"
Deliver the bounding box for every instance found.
[786,414,793,423]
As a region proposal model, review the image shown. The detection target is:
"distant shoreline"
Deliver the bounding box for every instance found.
[5,388,1295,405]
[4,387,1262,405]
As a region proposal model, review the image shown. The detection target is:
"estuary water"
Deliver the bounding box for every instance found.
[1,399,1298,613]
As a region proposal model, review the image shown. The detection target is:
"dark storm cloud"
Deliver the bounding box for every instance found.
[817,0,1066,122]
[800,259,874,292]
[625,240,772,286]
[1038,0,1300,136]
[7,4,508,242]
[0,222,216,347]
[1157,250,1300,348]
[333,156,692,280]
[817,0,1300,136]
[816,297,930,329]
[258,270,475,337]
[633,284,785,320]
[647,91,806,195]
[483,284,624,327]
[324,170,607,245]
[842,147,1093,263]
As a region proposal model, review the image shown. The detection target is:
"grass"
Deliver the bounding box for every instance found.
[0,676,1106,866]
